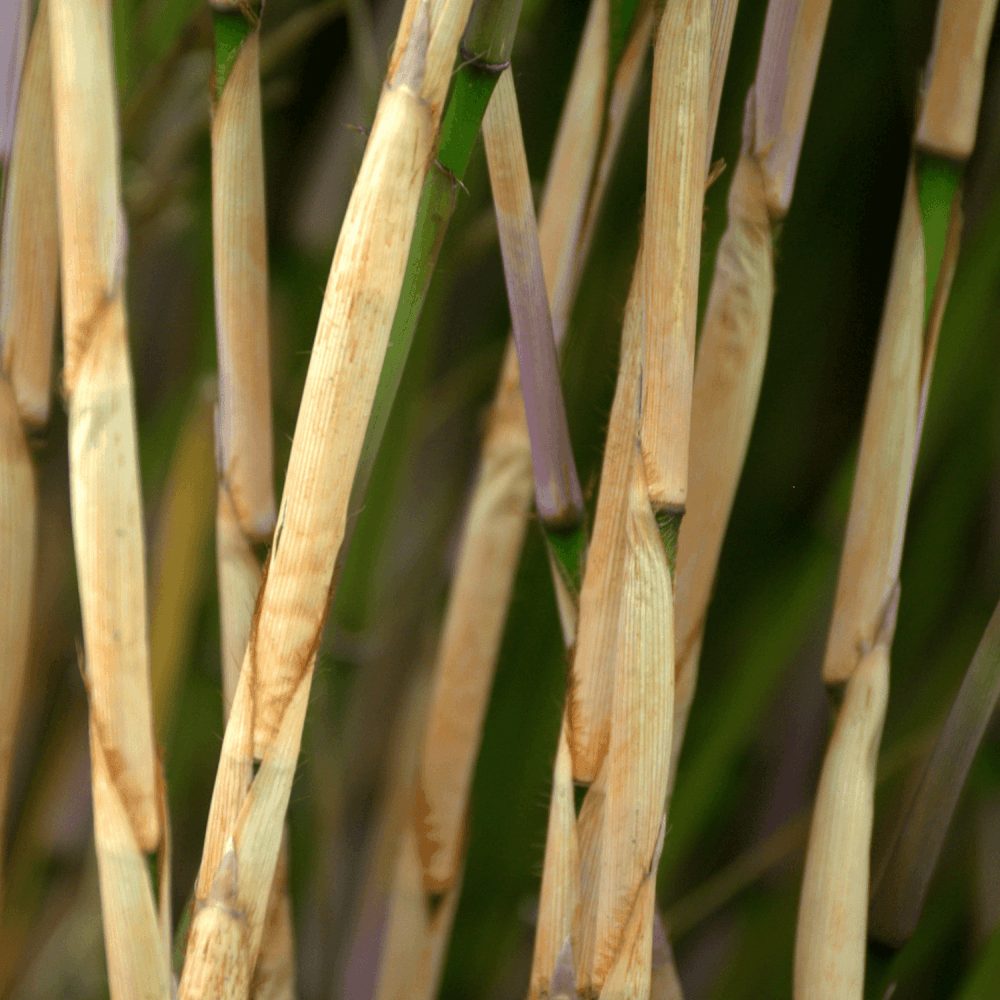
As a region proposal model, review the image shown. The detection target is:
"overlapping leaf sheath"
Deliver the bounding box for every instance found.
[212,3,275,542]
[178,1,475,993]
[48,0,170,996]
[376,6,656,998]
[591,443,673,992]
[795,0,989,987]
[209,11,295,991]
[863,0,998,951]
[563,3,710,995]
[0,0,58,906]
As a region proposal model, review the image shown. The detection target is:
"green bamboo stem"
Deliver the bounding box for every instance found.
[347,0,524,545]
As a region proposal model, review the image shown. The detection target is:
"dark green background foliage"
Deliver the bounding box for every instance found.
[4,1,1000,997]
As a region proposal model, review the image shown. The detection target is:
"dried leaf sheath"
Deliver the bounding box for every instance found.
[181,0,473,987]
[375,824,465,1000]
[0,0,58,429]
[212,25,275,540]
[90,727,173,1000]
[379,4,641,991]
[794,638,890,999]
[216,488,297,999]
[530,722,580,1000]
[822,164,924,686]
[49,0,158,849]
[241,0,473,762]
[414,340,533,892]
[573,2,654,303]
[569,260,643,783]
[916,0,999,160]
[210,14,297,987]
[671,0,836,789]
[592,445,674,993]
[750,0,835,218]
[541,0,609,345]
[639,0,709,513]
[49,0,169,992]
[570,0,738,785]
[403,0,616,904]
[671,149,773,786]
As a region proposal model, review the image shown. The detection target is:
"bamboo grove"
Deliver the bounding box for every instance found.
[2,0,1000,998]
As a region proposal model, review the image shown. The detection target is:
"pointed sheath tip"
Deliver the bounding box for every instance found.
[550,935,576,997]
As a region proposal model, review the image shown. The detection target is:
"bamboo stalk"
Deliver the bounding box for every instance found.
[563,4,713,993]
[821,167,926,689]
[178,1,475,991]
[792,158,934,1000]
[342,0,525,622]
[552,0,756,992]
[0,0,58,910]
[483,68,584,533]
[209,6,298,995]
[654,2,835,982]
[374,5,656,996]
[671,0,835,796]
[794,0,990,984]
[48,0,170,995]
